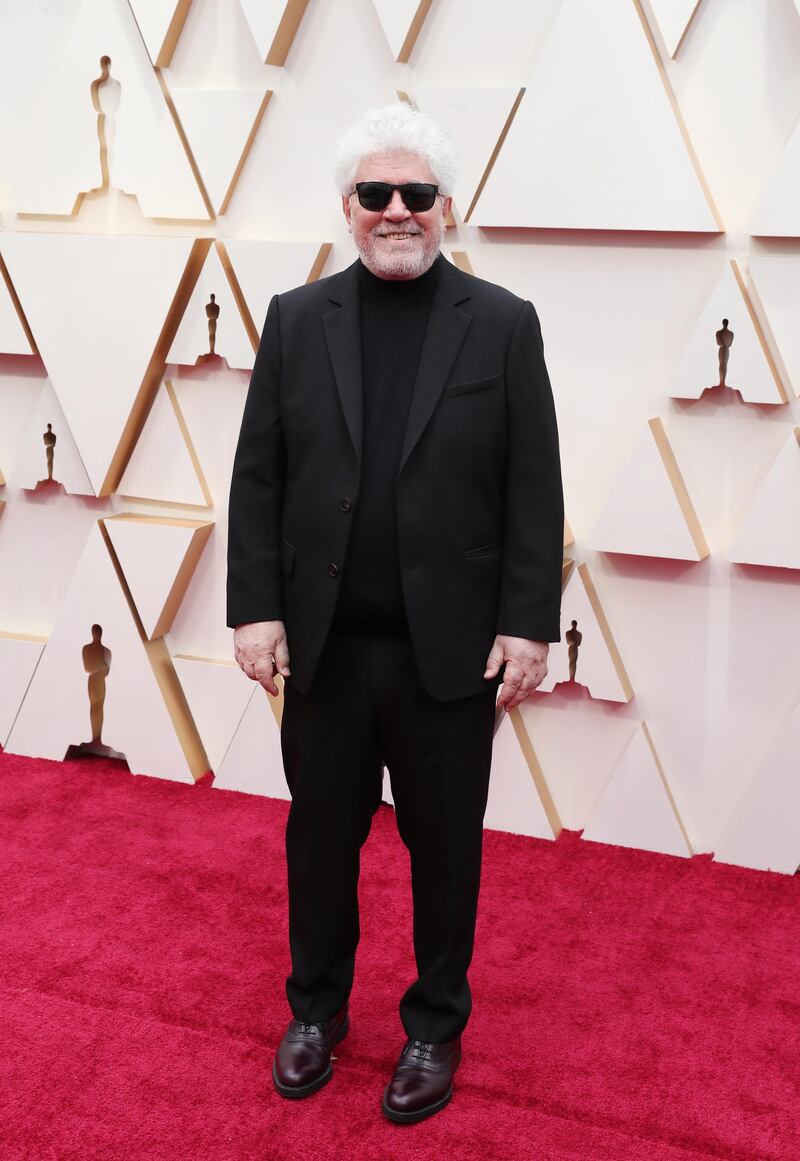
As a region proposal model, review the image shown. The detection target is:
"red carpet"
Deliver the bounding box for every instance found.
[1,749,798,1160]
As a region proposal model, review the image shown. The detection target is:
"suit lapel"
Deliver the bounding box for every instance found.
[398,261,472,479]
[321,254,473,478]
[322,260,363,468]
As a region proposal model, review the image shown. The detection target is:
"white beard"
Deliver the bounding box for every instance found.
[356,215,446,279]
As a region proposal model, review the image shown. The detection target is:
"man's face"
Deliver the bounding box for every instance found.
[342,150,452,280]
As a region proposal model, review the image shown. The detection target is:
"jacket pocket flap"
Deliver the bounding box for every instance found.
[465,541,502,557]
[443,373,503,398]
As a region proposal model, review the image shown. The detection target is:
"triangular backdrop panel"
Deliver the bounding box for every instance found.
[167,243,254,370]
[237,0,310,65]
[0,258,34,354]
[748,254,800,399]
[104,514,214,639]
[581,723,693,857]
[169,375,249,507]
[1,233,197,496]
[714,697,800,874]
[10,381,94,497]
[587,417,709,561]
[214,682,288,797]
[748,110,800,238]
[648,0,704,56]
[728,428,800,569]
[484,707,558,839]
[370,0,433,62]
[15,0,208,219]
[170,87,271,217]
[666,259,787,404]
[118,381,211,507]
[172,656,254,773]
[471,0,717,230]
[0,633,45,748]
[538,563,633,702]
[521,704,639,832]
[127,0,192,67]
[223,240,331,339]
[411,87,523,219]
[5,523,195,782]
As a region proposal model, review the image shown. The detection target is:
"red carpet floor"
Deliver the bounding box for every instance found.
[1,750,798,1161]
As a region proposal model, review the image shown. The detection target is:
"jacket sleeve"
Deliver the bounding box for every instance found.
[226,293,287,627]
[495,299,564,643]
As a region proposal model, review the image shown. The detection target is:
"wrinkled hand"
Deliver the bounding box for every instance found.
[233,620,291,697]
[484,634,549,711]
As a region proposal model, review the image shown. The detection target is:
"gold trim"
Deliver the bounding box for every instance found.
[218,91,273,217]
[449,251,474,275]
[649,417,710,559]
[165,379,214,506]
[0,252,37,356]
[104,512,214,638]
[730,258,790,404]
[577,563,634,702]
[465,87,526,223]
[397,0,434,63]
[0,629,47,643]
[99,238,212,497]
[154,67,215,221]
[266,0,310,65]
[100,518,211,781]
[510,708,562,837]
[632,0,723,231]
[641,721,694,853]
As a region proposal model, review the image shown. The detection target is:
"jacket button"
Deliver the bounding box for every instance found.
[328,562,339,577]
[339,497,352,511]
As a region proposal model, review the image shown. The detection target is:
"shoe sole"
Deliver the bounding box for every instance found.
[381,1081,453,1124]
[272,1014,350,1099]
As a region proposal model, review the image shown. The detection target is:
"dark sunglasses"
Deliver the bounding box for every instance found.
[350,181,440,213]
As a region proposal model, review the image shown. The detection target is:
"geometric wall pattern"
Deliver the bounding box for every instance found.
[537,563,634,703]
[2,0,800,875]
[581,722,693,859]
[713,695,800,874]
[666,259,788,404]
[648,0,704,58]
[118,380,212,507]
[471,0,720,230]
[587,418,710,561]
[728,428,800,570]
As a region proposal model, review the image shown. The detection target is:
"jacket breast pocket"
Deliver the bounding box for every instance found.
[465,541,502,558]
[281,536,295,576]
[442,372,503,398]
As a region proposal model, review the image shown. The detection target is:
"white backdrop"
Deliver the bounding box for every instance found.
[1,0,799,873]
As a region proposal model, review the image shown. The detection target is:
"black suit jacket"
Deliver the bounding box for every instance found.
[226,253,564,701]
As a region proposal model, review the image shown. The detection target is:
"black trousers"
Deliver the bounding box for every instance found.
[279,626,503,1043]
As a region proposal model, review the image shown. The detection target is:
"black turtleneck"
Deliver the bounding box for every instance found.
[332,252,443,635]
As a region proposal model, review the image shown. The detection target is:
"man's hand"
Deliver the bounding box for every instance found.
[484,634,549,712]
[233,620,291,697]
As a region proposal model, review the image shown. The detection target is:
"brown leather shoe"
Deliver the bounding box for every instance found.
[272,1003,349,1099]
[381,1035,462,1123]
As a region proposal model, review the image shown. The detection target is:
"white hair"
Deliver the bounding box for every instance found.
[333,102,460,197]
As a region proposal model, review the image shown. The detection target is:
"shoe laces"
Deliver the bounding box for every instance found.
[298,1020,320,1036]
[408,1038,433,1061]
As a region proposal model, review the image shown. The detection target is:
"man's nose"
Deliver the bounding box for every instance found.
[383,190,411,219]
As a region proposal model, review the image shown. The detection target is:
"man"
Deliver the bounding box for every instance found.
[226,102,564,1125]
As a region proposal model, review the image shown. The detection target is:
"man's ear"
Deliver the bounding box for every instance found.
[342,194,351,228]
[442,195,453,221]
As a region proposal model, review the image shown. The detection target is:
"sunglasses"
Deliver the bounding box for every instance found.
[350,181,440,213]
